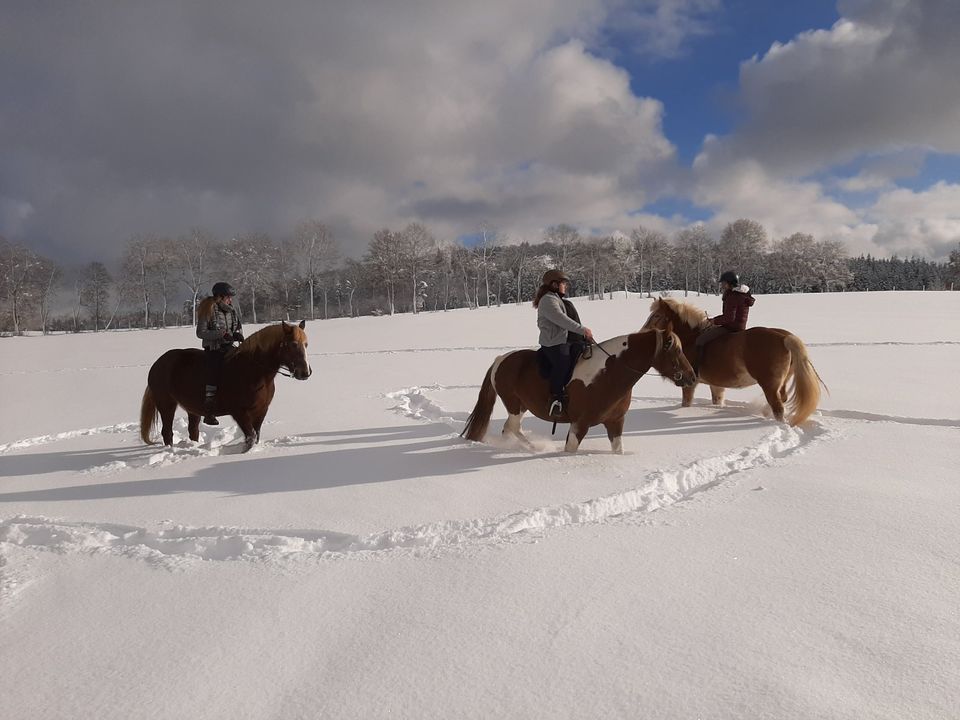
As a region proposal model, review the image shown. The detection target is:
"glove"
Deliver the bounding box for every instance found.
[232,331,244,343]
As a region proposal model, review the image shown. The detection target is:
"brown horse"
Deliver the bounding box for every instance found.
[140,320,312,452]
[461,327,696,453]
[642,298,824,425]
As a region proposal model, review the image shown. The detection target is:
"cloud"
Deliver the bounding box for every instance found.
[691,0,960,259]
[866,182,960,258]
[0,0,718,263]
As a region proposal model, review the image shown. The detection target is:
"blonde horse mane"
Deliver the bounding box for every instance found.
[234,323,307,356]
[650,297,711,332]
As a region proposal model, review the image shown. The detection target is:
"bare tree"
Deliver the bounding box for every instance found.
[674,224,713,295]
[35,256,61,334]
[543,224,581,271]
[149,237,177,327]
[342,258,365,317]
[474,223,499,307]
[400,222,434,313]
[82,262,112,331]
[0,239,42,334]
[177,228,217,325]
[611,235,636,298]
[583,236,615,299]
[121,235,153,327]
[366,229,403,315]
[222,233,276,323]
[293,220,338,320]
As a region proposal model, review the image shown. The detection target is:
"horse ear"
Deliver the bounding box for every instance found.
[298,319,306,329]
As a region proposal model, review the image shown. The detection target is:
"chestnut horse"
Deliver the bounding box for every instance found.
[461,327,696,453]
[140,320,312,452]
[642,298,824,425]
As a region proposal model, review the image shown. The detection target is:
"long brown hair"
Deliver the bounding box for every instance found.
[197,296,217,321]
[532,284,554,308]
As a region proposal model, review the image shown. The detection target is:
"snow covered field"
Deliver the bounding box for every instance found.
[1,291,958,719]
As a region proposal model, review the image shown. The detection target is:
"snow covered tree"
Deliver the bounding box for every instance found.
[222,233,277,323]
[177,228,218,325]
[292,220,338,320]
[717,218,767,282]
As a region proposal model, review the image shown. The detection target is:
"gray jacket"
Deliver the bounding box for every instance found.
[537,292,585,347]
[196,301,243,351]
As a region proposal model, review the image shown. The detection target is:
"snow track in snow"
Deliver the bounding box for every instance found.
[0,387,830,568]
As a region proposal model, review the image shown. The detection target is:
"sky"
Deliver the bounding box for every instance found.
[2,0,960,263]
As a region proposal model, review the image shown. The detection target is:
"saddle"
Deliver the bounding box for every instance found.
[536,341,588,384]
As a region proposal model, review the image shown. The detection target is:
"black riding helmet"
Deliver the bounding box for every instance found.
[719,270,739,287]
[212,281,237,297]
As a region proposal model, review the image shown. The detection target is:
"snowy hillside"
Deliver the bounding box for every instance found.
[1,291,959,719]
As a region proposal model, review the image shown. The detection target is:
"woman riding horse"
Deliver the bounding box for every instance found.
[196,281,244,425]
[693,270,755,377]
[533,269,594,416]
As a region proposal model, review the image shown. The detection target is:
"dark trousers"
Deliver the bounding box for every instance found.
[541,343,580,398]
[695,325,731,349]
[204,348,227,391]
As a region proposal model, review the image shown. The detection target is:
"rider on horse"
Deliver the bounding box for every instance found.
[196,281,244,425]
[693,270,755,377]
[533,269,594,416]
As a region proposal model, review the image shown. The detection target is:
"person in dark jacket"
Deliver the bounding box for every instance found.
[533,269,594,416]
[195,281,244,425]
[693,270,755,376]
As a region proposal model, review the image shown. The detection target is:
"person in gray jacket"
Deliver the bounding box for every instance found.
[195,281,244,425]
[533,269,594,416]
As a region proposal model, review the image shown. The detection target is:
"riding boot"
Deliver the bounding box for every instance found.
[203,385,219,425]
[549,393,566,417]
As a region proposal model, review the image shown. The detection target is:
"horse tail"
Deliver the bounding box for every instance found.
[460,363,498,442]
[784,334,826,426]
[140,386,158,445]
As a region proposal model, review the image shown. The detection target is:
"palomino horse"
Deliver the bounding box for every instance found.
[642,298,824,426]
[140,320,312,452]
[461,327,696,453]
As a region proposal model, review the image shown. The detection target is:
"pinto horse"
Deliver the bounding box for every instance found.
[461,326,696,453]
[140,320,312,452]
[642,298,824,426]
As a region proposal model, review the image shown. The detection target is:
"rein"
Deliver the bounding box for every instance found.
[590,340,651,377]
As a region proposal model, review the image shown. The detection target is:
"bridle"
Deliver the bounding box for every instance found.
[592,331,687,384]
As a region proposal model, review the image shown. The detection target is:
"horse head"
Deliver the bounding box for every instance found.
[651,322,696,387]
[278,320,312,380]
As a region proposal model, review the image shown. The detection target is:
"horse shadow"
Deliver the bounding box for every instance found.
[0,404,770,504]
[0,420,542,503]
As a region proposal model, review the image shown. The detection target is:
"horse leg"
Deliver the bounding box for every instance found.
[710,386,726,406]
[187,413,201,443]
[779,381,788,404]
[253,410,268,444]
[564,422,588,453]
[157,399,177,447]
[681,383,697,407]
[760,380,786,423]
[603,417,625,454]
[501,410,529,444]
[231,412,258,451]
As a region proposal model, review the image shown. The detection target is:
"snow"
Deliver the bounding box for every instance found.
[1,290,959,719]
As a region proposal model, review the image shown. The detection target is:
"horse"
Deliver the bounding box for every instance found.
[140,320,312,452]
[461,326,696,453]
[641,298,825,426]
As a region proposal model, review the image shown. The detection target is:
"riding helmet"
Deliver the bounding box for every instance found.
[541,269,570,286]
[212,281,237,297]
[719,270,739,287]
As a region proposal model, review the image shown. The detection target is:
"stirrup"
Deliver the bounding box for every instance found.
[549,399,564,417]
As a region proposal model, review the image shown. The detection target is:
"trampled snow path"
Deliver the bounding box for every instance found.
[1,387,832,570]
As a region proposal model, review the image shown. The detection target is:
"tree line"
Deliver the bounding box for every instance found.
[2,218,959,334]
